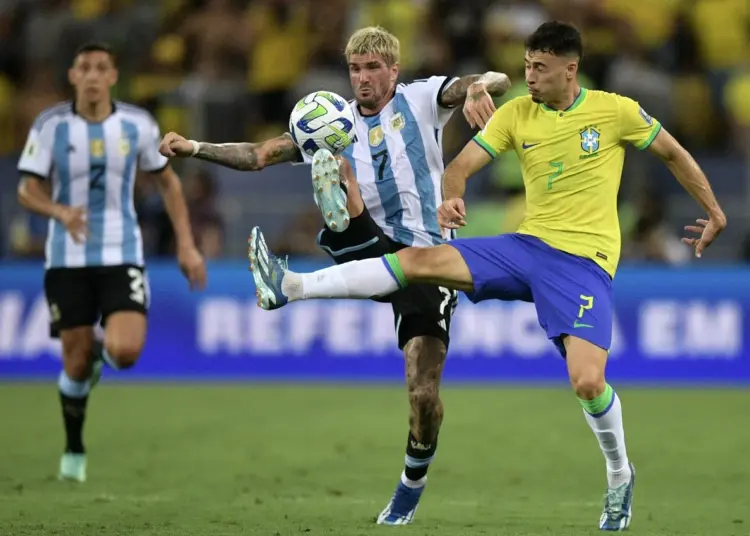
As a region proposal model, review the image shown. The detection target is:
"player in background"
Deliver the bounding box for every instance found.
[17,42,206,483]
[246,22,726,531]
[159,26,510,525]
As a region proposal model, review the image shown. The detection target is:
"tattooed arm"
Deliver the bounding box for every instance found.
[159,132,302,171]
[438,72,511,130]
[439,72,511,108]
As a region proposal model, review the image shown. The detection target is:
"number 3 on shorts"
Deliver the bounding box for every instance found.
[578,295,594,318]
[128,267,147,306]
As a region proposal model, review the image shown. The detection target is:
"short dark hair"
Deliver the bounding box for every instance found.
[525,21,583,59]
[73,42,117,66]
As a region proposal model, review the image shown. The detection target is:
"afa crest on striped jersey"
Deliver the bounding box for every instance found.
[302,76,459,247]
[17,101,168,269]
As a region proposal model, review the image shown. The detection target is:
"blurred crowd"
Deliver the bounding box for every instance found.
[1,0,750,264]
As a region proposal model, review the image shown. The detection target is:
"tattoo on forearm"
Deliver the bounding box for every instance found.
[195,134,300,171]
[440,72,511,106]
[195,143,259,170]
[265,135,302,166]
[440,75,482,107]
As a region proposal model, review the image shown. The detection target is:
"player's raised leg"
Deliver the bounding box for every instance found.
[248,226,474,309]
[90,264,150,372]
[311,149,363,232]
[99,313,147,370]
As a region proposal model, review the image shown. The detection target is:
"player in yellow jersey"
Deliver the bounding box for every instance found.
[246,21,726,530]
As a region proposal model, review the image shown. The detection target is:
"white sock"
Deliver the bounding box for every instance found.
[58,371,91,398]
[281,257,403,301]
[400,470,426,489]
[101,348,122,371]
[583,392,631,488]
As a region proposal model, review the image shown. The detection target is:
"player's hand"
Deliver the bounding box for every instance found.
[463,82,496,130]
[159,132,195,158]
[682,214,727,258]
[438,198,467,229]
[177,245,207,291]
[54,205,87,244]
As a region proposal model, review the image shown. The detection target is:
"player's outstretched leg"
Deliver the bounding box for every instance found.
[248,226,474,308]
[311,148,350,232]
[565,336,635,531]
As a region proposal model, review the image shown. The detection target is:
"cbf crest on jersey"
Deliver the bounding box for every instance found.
[580,126,600,158]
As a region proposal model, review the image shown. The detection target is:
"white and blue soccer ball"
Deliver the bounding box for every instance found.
[289,91,357,157]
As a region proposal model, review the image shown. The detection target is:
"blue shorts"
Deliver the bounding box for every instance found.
[450,233,613,356]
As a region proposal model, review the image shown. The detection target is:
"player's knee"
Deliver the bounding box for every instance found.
[570,369,606,400]
[397,248,435,280]
[408,382,441,419]
[62,351,91,380]
[104,341,143,369]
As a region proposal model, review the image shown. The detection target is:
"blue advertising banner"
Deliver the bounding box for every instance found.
[0,260,749,383]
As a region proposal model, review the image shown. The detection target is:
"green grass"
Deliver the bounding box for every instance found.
[1,384,749,535]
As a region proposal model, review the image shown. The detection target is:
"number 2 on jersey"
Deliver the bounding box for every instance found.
[548,161,564,190]
[90,164,106,190]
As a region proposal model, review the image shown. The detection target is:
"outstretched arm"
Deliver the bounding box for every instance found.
[439,72,512,107]
[647,128,727,256]
[159,132,302,171]
[438,141,493,229]
[442,140,492,200]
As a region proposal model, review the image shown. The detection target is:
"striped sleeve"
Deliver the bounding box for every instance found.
[18,115,58,180]
[138,114,169,172]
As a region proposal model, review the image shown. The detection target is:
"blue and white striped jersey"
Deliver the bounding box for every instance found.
[305,76,459,247]
[18,101,168,269]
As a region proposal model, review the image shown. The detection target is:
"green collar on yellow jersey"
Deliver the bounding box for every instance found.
[540,87,588,113]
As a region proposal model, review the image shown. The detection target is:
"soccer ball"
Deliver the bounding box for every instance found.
[289,91,357,157]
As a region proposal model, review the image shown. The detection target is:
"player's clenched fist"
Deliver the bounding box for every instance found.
[159,132,195,158]
[438,198,467,229]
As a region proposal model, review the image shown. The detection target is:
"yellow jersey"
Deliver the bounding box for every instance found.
[473,88,661,277]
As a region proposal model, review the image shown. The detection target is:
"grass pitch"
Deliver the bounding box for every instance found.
[1,384,749,535]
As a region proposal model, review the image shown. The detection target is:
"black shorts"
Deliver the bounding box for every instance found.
[44,264,149,338]
[317,208,458,350]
